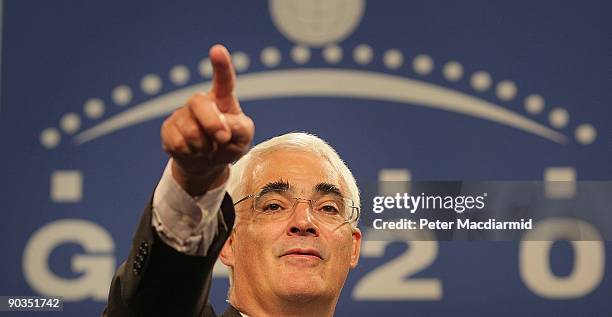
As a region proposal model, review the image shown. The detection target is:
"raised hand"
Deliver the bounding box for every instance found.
[161,44,255,196]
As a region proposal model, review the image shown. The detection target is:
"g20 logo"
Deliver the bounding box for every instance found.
[29,0,605,304]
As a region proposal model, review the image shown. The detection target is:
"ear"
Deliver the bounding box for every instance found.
[349,227,362,269]
[219,231,235,268]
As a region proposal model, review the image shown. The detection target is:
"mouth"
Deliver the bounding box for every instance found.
[281,248,323,260]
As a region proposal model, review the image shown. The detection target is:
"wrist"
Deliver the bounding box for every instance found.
[171,160,230,196]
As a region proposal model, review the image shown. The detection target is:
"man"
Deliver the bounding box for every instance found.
[104,45,362,317]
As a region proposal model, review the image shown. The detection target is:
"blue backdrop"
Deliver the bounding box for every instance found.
[1,0,611,315]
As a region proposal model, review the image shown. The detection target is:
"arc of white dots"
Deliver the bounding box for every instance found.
[39,44,598,148]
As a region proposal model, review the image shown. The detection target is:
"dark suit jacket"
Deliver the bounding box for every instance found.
[103,192,241,317]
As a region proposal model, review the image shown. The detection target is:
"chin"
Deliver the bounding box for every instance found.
[277,273,329,301]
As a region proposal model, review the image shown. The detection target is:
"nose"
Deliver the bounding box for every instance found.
[287,199,319,237]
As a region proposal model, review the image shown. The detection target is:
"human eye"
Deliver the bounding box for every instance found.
[262,201,286,212]
[321,204,339,214]
[316,199,342,215]
[256,194,290,213]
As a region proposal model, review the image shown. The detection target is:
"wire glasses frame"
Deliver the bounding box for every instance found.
[233,192,360,225]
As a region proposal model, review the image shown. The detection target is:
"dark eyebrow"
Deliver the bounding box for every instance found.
[258,179,291,196]
[314,183,343,198]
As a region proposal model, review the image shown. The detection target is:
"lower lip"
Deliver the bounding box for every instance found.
[282,254,322,264]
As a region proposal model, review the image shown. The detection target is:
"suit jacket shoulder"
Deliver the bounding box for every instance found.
[103,191,235,317]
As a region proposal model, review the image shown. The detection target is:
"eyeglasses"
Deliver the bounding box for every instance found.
[233,191,360,226]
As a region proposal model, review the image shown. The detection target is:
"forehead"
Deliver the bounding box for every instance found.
[247,150,341,194]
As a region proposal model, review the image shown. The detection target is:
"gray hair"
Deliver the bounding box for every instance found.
[227,132,361,223]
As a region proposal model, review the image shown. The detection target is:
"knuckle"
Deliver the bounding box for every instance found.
[161,120,169,132]
[174,141,189,154]
[236,115,254,134]
[204,120,223,133]
[245,116,255,131]
[183,124,201,140]
[174,113,189,128]
[187,93,209,109]
[171,135,187,152]
[202,114,223,130]
[169,108,186,124]
[171,107,184,118]
[161,126,173,143]
[162,117,175,130]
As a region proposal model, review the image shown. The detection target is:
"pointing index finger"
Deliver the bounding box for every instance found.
[209,44,235,100]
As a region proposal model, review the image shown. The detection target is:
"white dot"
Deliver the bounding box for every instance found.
[291,45,311,64]
[169,65,190,85]
[60,113,81,134]
[524,94,545,114]
[40,128,60,149]
[353,44,373,65]
[112,85,132,106]
[575,124,597,144]
[549,108,569,128]
[269,0,365,47]
[383,49,403,69]
[496,80,517,101]
[198,58,213,78]
[140,74,162,95]
[323,45,343,64]
[471,71,492,92]
[261,47,281,67]
[413,54,434,75]
[232,52,250,72]
[443,61,463,81]
[84,98,105,119]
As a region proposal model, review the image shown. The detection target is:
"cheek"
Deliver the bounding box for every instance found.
[329,233,355,267]
[234,224,282,264]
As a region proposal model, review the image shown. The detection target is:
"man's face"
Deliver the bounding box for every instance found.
[221,150,361,303]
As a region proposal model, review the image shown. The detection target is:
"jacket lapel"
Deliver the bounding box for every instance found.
[220,305,243,317]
